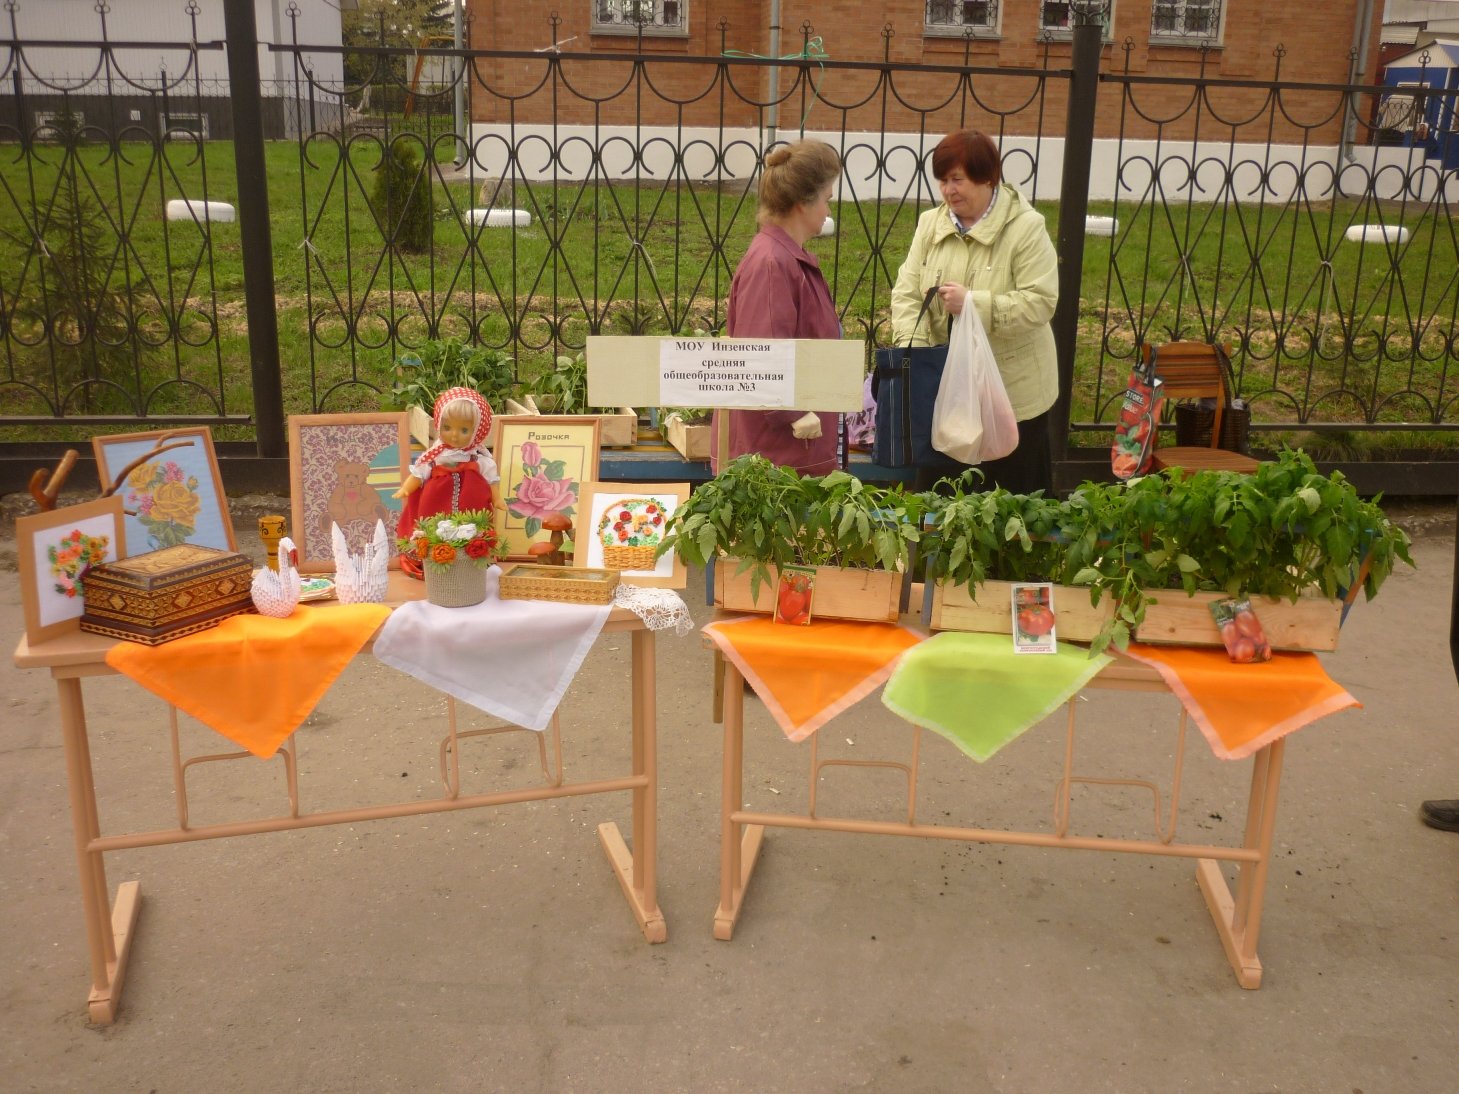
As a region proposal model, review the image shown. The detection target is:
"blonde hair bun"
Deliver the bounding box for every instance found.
[764,146,793,169]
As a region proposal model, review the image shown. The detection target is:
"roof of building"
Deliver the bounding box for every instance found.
[1384,37,1459,69]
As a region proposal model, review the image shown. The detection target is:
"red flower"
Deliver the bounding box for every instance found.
[618,510,631,521]
[465,537,492,559]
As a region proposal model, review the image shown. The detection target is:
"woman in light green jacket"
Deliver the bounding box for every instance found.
[889,129,1060,493]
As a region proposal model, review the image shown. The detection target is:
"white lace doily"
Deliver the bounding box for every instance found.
[613,584,694,635]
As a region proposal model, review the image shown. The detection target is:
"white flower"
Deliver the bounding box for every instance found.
[435,519,459,540]
[452,523,478,542]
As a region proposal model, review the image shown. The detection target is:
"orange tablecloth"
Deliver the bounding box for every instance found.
[1119,641,1361,760]
[105,605,391,758]
[703,616,924,742]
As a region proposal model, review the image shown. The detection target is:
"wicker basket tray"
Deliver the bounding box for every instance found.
[498,563,620,604]
[602,543,658,570]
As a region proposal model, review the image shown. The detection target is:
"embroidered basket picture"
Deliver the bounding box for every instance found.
[598,497,667,570]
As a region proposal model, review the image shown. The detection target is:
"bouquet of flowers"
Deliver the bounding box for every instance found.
[402,509,502,573]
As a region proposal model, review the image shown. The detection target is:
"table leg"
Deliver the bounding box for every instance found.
[714,658,764,941]
[1197,738,1284,989]
[598,627,667,943]
[57,677,142,1024]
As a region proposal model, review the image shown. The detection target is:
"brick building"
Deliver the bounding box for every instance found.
[467,1,1384,143]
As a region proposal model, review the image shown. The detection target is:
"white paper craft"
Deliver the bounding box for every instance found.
[251,536,302,617]
[332,520,389,604]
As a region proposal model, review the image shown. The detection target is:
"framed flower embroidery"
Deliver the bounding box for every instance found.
[493,415,600,561]
[92,427,234,553]
[16,496,126,646]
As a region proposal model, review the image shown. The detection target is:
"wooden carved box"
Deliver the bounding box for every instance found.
[81,544,255,645]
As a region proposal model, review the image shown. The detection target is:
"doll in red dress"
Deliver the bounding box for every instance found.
[394,387,499,578]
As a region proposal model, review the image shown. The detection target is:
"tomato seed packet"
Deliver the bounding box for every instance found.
[1012,582,1057,654]
[773,565,815,626]
[1210,597,1273,663]
[1110,367,1165,481]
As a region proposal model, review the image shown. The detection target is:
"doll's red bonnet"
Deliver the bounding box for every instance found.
[433,386,493,449]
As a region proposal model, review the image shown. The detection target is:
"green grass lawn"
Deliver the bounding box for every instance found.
[2,138,1456,448]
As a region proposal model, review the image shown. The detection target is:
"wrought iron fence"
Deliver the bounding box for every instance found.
[1092,40,1459,437]
[280,18,1062,415]
[0,4,1455,480]
[0,4,238,428]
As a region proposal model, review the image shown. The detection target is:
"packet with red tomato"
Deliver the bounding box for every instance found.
[1011,582,1057,654]
[773,565,815,626]
[1209,597,1273,664]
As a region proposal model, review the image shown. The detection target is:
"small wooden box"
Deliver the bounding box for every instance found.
[499,563,620,605]
[81,544,255,645]
[665,415,710,461]
[715,561,902,623]
[929,580,1114,643]
[1133,589,1344,652]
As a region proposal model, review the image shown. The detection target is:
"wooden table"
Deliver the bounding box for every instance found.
[11,572,666,1025]
[710,630,1285,990]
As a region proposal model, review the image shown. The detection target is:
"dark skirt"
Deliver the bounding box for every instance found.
[913,407,1055,496]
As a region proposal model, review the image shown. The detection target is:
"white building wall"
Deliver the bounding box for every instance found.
[467,124,1459,205]
[4,0,341,93]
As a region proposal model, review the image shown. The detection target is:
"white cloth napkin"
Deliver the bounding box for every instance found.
[373,566,611,730]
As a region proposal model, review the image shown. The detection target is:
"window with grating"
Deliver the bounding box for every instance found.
[592,0,687,36]
[1150,0,1223,43]
[925,0,1000,37]
[1039,1,1113,39]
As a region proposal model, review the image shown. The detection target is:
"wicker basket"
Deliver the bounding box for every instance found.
[1174,400,1251,454]
[424,560,488,608]
[499,562,620,604]
[602,543,658,570]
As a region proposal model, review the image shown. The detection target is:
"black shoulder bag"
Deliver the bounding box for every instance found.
[871,286,947,468]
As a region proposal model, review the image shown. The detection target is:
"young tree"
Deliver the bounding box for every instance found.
[372,140,434,253]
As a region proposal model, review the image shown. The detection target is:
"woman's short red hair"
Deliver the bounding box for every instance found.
[931,129,1002,187]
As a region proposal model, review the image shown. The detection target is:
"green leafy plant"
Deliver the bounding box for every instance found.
[372,141,433,253]
[526,351,621,416]
[921,474,1070,586]
[657,455,927,600]
[921,449,1415,655]
[388,338,518,414]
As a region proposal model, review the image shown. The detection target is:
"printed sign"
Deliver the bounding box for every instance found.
[658,338,796,408]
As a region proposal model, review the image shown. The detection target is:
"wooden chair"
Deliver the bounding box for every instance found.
[1144,341,1260,475]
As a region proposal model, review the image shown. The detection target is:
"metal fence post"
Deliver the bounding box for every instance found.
[1050,3,1104,474]
[223,0,284,459]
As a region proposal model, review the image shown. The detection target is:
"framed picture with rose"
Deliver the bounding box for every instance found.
[574,481,689,589]
[493,416,600,561]
[92,427,234,553]
[288,413,411,573]
[16,496,126,646]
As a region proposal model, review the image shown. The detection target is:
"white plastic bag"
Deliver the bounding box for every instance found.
[931,292,1019,464]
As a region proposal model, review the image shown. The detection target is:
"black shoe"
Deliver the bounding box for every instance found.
[1419,799,1459,833]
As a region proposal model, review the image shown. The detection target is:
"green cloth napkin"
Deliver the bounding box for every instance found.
[881,632,1112,762]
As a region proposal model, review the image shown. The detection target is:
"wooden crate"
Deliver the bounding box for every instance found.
[596,408,639,448]
[1134,589,1343,652]
[665,415,711,461]
[929,579,1113,643]
[715,562,902,623]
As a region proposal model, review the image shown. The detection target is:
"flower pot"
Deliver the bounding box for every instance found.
[424,561,487,608]
[714,561,902,623]
[929,579,1114,643]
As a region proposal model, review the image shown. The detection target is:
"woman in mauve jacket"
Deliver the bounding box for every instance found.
[712,140,843,475]
[890,128,1060,494]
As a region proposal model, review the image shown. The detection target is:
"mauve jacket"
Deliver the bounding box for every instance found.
[710,223,841,475]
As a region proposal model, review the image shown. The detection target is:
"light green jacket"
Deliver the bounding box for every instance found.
[889,184,1060,421]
